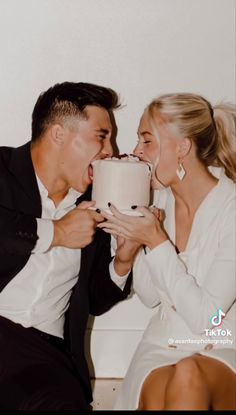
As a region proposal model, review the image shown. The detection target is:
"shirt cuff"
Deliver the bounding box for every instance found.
[145,239,176,263]
[32,219,54,253]
[109,259,130,291]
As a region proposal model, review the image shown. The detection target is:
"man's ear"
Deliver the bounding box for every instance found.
[50,124,65,146]
[176,138,192,158]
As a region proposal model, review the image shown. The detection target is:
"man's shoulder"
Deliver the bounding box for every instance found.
[0,145,13,161]
[0,142,30,166]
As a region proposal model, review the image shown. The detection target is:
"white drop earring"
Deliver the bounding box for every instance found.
[176,161,186,181]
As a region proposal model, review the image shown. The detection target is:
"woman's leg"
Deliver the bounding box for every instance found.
[164,357,210,409]
[138,354,236,410]
[138,365,175,410]
[193,354,236,410]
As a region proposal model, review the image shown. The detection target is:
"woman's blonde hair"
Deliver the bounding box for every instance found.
[147,93,236,182]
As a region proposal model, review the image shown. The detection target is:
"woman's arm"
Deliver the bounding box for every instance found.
[98,201,235,334]
[133,247,161,308]
[144,205,235,334]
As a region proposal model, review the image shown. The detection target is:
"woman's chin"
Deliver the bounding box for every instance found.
[151,178,166,190]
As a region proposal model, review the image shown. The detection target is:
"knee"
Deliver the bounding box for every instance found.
[173,358,205,389]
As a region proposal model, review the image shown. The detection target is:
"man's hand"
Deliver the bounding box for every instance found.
[51,201,104,249]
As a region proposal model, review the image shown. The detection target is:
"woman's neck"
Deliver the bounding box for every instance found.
[171,164,218,215]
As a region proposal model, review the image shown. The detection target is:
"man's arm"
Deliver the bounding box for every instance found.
[0,201,103,255]
[0,204,38,255]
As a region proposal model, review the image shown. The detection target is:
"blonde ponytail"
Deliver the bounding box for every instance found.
[147,93,236,182]
[213,104,236,182]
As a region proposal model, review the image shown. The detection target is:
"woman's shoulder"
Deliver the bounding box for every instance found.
[218,171,235,205]
[210,167,235,194]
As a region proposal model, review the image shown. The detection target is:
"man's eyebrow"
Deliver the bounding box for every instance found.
[95,128,110,134]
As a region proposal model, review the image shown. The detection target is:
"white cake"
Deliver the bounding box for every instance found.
[91,155,152,211]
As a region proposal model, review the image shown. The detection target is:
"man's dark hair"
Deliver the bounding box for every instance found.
[31,82,120,141]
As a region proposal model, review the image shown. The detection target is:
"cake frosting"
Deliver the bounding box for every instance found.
[91,155,152,210]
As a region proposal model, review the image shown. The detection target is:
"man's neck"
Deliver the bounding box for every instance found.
[31,141,69,207]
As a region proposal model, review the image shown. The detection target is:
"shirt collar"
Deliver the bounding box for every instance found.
[36,175,82,208]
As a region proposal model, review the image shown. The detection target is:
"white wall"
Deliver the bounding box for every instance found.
[0,0,235,377]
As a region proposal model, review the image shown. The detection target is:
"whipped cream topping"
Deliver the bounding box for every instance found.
[102,154,152,172]
[104,154,140,161]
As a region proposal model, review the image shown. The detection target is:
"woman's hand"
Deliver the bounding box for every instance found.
[97,204,168,250]
[113,234,141,276]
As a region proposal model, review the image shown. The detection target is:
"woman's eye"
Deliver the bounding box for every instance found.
[144,140,151,144]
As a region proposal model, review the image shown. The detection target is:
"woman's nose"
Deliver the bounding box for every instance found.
[133,144,144,158]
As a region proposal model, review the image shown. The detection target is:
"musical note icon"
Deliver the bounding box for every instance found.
[210,308,225,327]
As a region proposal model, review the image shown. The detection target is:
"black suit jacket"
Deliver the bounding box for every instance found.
[0,142,132,403]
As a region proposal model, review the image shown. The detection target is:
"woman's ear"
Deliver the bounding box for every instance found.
[176,137,192,158]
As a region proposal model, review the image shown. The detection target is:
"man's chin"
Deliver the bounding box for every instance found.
[77,180,92,193]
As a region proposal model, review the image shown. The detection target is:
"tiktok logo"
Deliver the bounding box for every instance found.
[210,308,226,327]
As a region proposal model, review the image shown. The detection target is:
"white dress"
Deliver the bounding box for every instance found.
[114,171,236,410]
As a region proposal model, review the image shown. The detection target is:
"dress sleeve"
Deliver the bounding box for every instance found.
[132,247,161,308]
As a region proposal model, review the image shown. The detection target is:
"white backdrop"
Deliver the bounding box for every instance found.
[0,0,235,377]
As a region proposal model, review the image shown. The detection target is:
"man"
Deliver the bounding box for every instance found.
[0,82,136,410]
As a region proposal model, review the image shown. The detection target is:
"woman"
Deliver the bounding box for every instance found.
[97,93,236,410]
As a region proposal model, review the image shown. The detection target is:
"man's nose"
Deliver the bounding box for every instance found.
[101,140,113,158]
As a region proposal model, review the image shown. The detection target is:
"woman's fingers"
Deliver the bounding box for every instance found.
[99,210,128,230]
[133,206,153,218]
[100,226,131,239]
[108,203,141,222]
[97,220,126,234]
[97,218,133,239]
[108,203,153,222]
[148,206,165,222]
[99,204,143,227]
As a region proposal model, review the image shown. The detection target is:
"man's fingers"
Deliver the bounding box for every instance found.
[100,209,124,225]
[89,210,105,223]
[77,201,96,210]
[76,201,105,222]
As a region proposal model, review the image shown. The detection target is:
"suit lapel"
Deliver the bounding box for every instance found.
[9,141,42,217]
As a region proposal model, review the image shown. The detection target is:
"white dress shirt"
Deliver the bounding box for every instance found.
[0,177,128,338]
